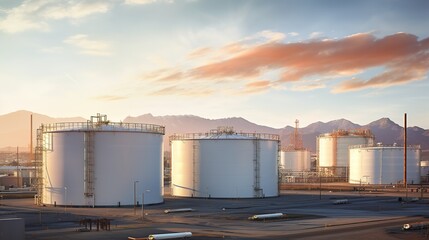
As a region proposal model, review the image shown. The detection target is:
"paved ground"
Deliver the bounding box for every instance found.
[1,189,429,239]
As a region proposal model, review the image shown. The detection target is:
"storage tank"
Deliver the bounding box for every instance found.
[280,150,311,171]
[35,114,165,206]
[170,127,280,198]
[349,144,421,184]
[317,129,374,176]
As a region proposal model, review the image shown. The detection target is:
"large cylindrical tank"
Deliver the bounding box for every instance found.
[349,144,421,184]
[170,128,280,198]
[280,150,311,171]
[39,115,165,206]
[318,130,374,168]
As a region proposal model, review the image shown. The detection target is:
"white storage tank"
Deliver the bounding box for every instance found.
[349,144,421,184]
[318,129,374,175]
[421,161,429,177]
[36,114,165,206]
[170,127,280,198]
[280,150,311,171]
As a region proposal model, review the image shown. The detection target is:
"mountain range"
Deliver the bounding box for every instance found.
[1,110,428,152]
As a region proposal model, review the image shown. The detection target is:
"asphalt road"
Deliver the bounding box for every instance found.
[1,190,428,239]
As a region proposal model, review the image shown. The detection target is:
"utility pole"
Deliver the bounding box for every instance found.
[404,113,408,200]
[16,146,19,188]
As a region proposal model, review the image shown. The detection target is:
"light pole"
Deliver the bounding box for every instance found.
[134,181,139,215]
[64,187,67,213]
[142,189,150,220]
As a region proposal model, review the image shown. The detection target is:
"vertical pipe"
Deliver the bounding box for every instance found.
[404,113,407,188]
[30,114,33,161]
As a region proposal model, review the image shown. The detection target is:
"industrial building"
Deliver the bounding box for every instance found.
[34,114,165,207]
[317,129,374,178]
[170,127,280,198]
[349,144,421,185]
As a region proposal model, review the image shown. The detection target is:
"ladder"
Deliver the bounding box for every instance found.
[34,128,44,205]
[253,138,262,198]
[84,131,95,198]
[192,141,199,197]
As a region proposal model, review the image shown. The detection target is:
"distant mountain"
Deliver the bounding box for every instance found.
[0,110,428,152]
[0,110,86,149]
[125,114,429,152]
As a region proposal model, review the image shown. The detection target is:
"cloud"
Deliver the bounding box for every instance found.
[0,0,111,33]
[123,0,174,5]
[182,32,429,93]
[149,85,214,96]
[64,34,112,56]
[124,0,158,5]
[242,80,271,94]
[41,1,111,20]
[0,0,50,33]
[291,83,326,91]
[94,95,127,101]
[136,32,429,97]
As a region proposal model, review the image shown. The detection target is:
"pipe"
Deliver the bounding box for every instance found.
[332,199,349,205]
[148,232,192,240]
[164,208,194,214]
[249,213,283,220]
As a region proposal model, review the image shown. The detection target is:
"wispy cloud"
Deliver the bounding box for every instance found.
[133,32,429,98]
[0,0,111,33]
[241,80,271,94]
[64,34,112,56]
[124,0,158,5]
[123,0,174,5]
[41,1,111,20]
[149,85,214,97]
[185,32,429,93]
[93,95,127,101]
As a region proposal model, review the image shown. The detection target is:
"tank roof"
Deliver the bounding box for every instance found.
[170,126,279,141]
[39,114,165,135]
[318,129,374,138]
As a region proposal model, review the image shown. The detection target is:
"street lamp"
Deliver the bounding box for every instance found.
[134,181,139,215]
[64,186,67,213]
[141,189,150,220]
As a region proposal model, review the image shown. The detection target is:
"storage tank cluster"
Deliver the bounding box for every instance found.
[317,129,374,176]
[36,114,165,207]
[349,144,421,184]
[170,127,280,198]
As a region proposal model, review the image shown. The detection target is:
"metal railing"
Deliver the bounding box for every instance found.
[40,122,165,135]
[349,144,421,149]
[170,132,280,141]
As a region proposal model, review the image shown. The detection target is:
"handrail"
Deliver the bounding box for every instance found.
[349,144,420,149]
[170,132,280,141]
[40,122,165,135]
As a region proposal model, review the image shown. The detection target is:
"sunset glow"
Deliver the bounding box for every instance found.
[1,0,428,128]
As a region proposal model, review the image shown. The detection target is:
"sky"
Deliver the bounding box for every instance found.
[1,0,429,129]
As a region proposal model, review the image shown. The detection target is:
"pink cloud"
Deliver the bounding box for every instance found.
[187,32,429,92]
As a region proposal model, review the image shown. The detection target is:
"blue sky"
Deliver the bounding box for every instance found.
[1,0,428,128]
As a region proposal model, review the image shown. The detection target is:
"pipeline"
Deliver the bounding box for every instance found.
[164,208,195,214]
[332,199,349,205]
[148,232,192,239]
[249,213,284,220]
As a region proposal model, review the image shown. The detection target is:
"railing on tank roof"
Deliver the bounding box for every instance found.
[169,132,280,141]
[40,122,165,134]
[349,144,421,149]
